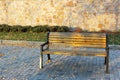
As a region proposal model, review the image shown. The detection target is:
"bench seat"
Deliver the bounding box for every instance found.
[43,49,106,57]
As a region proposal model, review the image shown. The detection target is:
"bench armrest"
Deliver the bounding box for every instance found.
[40,42,49,51]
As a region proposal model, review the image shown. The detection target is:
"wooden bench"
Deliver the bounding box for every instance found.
[40,32,109,73]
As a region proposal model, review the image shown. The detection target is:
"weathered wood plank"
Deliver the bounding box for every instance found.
[49,41,106,45]
[49,36,106,40]
[49,32,106,37]
[43,49,106,57]
[49,39,106,43]
[49,38,106,41]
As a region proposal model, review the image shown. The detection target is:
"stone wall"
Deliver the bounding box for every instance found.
[0,0,120,31]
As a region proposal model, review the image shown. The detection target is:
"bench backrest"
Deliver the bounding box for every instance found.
[48,32,108,48]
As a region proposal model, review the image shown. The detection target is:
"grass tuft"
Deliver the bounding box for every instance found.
[0,32,47,42]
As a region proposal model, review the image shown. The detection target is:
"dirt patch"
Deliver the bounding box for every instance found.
[0,53,5,57]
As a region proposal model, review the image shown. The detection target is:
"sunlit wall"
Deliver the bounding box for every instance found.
[0,0,120,32]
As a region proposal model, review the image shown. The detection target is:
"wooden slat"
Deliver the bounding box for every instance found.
[49,38,106,43]
[49,32,106,37]
[49,40,106,44]
[49,43,106,48]
[49,35,106,37]
[49,36,106,40]
[43,49,106,57]
[49,41,106,45]
[49,37,106,40]
[70,44,106,48]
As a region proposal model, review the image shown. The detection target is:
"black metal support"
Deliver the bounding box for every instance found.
[106,33,109,74]
[106,48,109,74]
[47,54,51,63]
[47,54,51,60]
[46,32,51,63]
[40,32,50,68]
[104,57,106,65]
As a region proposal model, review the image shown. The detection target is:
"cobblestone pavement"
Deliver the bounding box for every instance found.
[0,45,120,80]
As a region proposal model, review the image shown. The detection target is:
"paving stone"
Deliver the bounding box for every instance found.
[0,45,120,80]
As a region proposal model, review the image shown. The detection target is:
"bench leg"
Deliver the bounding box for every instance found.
[47,54,51,60]
[104,57,106,65]
[47,54,52,63]
[40,51,43,69]
[106,56,109,73]
[106,48,109,74]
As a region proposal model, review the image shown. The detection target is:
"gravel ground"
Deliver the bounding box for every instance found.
[0,45,120,80]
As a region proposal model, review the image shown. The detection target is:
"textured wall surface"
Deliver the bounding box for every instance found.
[0,0,120,31]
